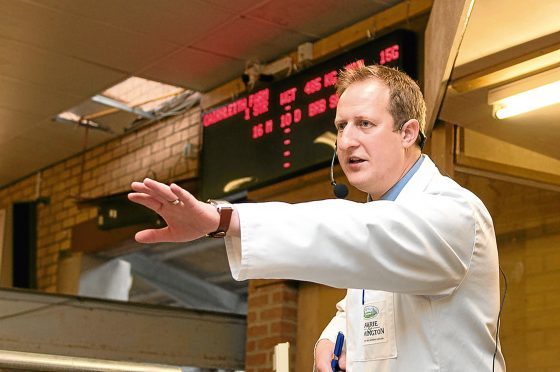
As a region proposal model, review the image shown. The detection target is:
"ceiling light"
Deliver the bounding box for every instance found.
[488,67,560,119]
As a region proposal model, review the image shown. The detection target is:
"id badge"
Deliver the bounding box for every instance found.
[362,300,388,345]
[356,291,397,361]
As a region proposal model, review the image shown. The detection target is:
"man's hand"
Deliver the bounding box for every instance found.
[315,339,346,371]
[128,178,221,243]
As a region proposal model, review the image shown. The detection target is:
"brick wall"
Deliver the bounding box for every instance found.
[246,280,298,372]
[498,226,560,372]
[456,172,560,371]
[0,108,201,291]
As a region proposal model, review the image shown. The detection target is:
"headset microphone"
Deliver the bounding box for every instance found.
[330,148,349,199]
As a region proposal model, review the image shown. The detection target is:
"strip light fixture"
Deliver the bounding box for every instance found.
[488,66,560,119]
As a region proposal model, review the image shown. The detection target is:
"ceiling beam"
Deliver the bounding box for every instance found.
[53,115,112,133]
[201,0,433,110]
[122,253,246,315]
[91,95,155,119]
[424,0,475,133]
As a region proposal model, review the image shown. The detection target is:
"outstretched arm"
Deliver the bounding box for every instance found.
[128,178,240,243]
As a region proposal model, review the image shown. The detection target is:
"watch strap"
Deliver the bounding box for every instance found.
[206,199,233,238]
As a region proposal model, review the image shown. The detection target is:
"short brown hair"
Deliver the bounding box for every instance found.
[336,64,426,146]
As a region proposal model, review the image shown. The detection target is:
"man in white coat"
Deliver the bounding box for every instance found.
[129,64,505,371]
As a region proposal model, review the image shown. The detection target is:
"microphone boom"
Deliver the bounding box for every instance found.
[330,149,349,199]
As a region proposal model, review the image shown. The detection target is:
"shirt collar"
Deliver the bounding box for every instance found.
[370,155,424,202]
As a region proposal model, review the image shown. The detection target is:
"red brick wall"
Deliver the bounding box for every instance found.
[246,280,298,372]
[0,108,201,291]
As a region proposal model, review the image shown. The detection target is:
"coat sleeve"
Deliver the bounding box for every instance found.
[224,191,478,296]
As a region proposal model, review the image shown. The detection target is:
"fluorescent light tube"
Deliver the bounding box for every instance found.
[488,67,560,119]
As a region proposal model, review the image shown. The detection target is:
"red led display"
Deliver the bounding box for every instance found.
[308,98,327,117]
[304,77,323,95]
[201,30,417,200]
[379,45,399,65]
[279,87,297,105]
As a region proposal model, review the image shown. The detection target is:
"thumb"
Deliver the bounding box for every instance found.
[135,226,172,244]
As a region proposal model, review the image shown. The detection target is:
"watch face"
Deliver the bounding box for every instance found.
[208,199,231,207]
[207,231,227,238]
[217,205,233,212]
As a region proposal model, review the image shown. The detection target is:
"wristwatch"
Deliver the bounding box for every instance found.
[206,199,233,238]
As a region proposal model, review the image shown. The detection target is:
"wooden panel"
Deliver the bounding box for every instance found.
[424,0,473,132]
[455,155,560,191]
[295,282,345,371]
[428,122,455,178]
[311,0,432,59]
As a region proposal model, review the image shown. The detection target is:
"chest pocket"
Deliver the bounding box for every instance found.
[356,291,397,361]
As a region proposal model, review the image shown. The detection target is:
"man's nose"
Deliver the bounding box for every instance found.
[337,125,359,151]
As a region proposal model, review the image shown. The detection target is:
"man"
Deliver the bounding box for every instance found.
[129,65,505,371]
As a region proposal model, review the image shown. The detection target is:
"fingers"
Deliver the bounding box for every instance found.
[128,192,163,212]
[131,181,152,194]
[135,227,171,244]
[142,178,179,203]
[170,183,198,207]
[130,178,184,209]
[129,179,202,244]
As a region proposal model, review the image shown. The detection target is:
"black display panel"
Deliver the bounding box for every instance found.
[201,30,417,200]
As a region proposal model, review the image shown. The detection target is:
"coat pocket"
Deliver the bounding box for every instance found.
[356,291,397,361]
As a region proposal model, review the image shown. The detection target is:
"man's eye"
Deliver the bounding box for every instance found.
[360,120,373,128]
[336,122,347,131]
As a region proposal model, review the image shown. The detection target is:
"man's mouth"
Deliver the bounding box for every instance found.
[348,157,366,164]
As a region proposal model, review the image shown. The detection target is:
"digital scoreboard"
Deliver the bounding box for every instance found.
[201,30,417,200]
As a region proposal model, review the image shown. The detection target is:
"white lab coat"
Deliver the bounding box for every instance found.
[225,156,505,371]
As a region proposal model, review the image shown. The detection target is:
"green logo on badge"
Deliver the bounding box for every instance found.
[363,306,379,319]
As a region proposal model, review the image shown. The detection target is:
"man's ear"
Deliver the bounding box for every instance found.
[400,119,420,148]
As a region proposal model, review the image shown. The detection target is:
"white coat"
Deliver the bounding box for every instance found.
[225,156,506,371]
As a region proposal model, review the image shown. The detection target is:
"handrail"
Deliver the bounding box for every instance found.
[0,349,181,372]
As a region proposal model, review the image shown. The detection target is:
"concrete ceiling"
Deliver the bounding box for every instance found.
[0,0,559,188]
[0,0,401,187]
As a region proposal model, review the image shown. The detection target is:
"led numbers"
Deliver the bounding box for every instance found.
[308,98,327,117]
[252,119,274,140]
[304,77,323,95]
[279,87,297,105]
[379,44,399,65]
